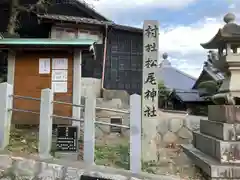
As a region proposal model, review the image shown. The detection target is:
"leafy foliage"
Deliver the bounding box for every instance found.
[95,144,130,169]
[158,80,171,108]
[158,80,169,97]
[6,0,50,34]
[197,80,221,97]
[95,144,159,173]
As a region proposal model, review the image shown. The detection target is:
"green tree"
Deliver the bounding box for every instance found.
[158,81,170,108]
[5,0,97,35]
[1,0,95,82]
[0,0,51,82]
[197,80,221,97]
[5,0,50,36]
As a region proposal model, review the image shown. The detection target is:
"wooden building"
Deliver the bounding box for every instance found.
[0,0,143,94]
[166,90,212,115]
[0,38,96,124]
[37,14,143,94]
[0,0,143,125]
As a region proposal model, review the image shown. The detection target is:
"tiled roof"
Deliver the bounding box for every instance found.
[157,62,196,91]
[37,14,142,33]
[67,0,109,21]
[174,90,205,102]
[192,61,224,89]
[0,0,109,21]
[203,63,224,81]
[37,14,113,26]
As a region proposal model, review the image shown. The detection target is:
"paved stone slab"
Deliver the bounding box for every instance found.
[193,131,240,164]
[200,120,240,141]
[55,152,79,161]
[0,153,180,180]
[177,127,192,139]
[182,144,240,179]
[208,105,240,123]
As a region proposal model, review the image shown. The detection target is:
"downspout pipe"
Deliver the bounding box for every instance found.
[101,24,108,89]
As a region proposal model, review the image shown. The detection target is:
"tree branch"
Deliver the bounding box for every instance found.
[7,0,51,35]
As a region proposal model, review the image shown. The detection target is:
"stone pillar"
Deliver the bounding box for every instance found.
[83,88,96,165]
[72,49,82,138]
[0,83,13,150]
[7,51,15,86]
[38,88,53,159]
[141,20,159,162]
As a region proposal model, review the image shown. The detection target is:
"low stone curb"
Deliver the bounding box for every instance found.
[0,153,181,180]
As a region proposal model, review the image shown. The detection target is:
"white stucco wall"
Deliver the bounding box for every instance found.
[50,26,103,43]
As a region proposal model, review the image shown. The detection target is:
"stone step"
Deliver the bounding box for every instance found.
[208,105,240,123]
[182,144,240,179]
[200,119,240,141]
[193,131,240,164]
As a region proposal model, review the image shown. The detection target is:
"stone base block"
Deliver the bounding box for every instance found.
[193,131,240,164]
[200,120,240,141]
[182,144,240,179]
[208,105,240,123]
[54,152,79,161]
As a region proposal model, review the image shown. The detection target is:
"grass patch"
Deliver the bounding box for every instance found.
[7,128,202,179]
[8,128,38,153]
[95,144,130,170]
[7,128,158,173]
[95,144,158,174]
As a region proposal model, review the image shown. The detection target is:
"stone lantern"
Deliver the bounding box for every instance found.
[182,13,240,180]
[201,13,240,104]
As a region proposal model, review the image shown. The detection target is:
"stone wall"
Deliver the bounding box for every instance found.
[81,78,101,98]
[78,96,130,144]
[95,98,130,139]
[79,78,205,146]
[148,111,207,177]
[94,88,130,138]
[91,95,206,147]
[156,111,207,146]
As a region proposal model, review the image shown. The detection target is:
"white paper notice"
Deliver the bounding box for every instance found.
[39,58,50,74]
[52,81,68,93]
[52,58,68,69]
[52,70,68,81]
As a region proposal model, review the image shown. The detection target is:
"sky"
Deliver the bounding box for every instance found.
[84,0,240,78]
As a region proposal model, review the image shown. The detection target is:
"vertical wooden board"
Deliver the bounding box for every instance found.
[13,51,73,125]
[52,53,73,125]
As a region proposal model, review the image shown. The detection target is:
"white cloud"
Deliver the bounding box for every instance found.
[83,0,197,17]
[92,0,196,9]
[159,17,223,54]
[84,0,238,78]
[158,16,225,78]
[122,17,224,78]
[118,16,225,78]
[114,16,226,78]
